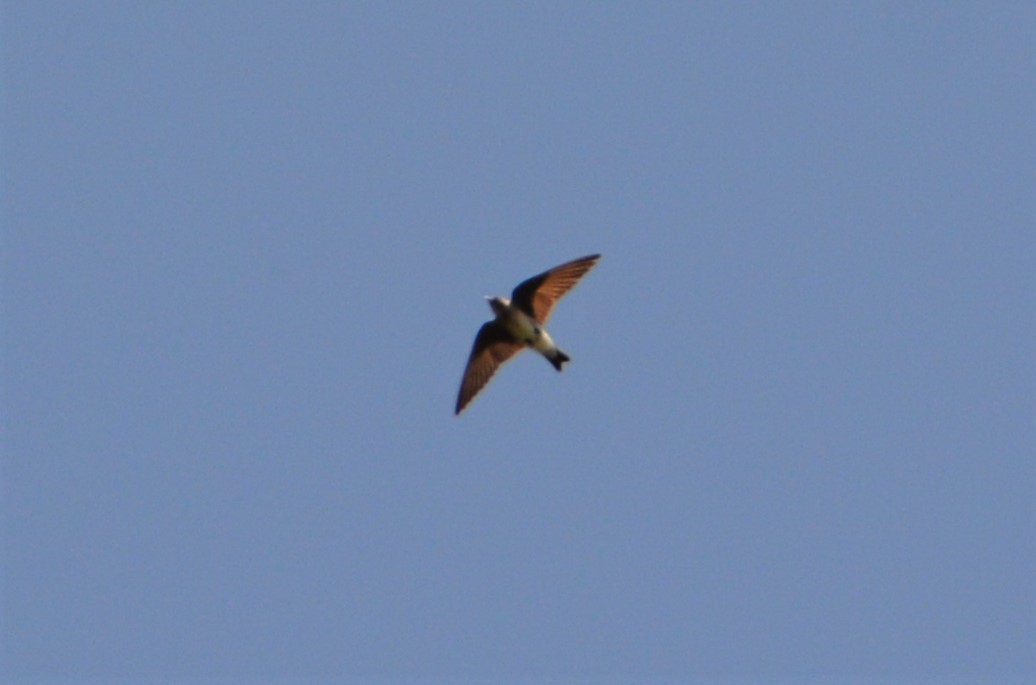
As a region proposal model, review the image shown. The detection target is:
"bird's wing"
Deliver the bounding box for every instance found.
[510,254,600,324]
[455,321,523,414]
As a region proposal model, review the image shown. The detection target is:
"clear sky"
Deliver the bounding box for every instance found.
[3,3,1033,684]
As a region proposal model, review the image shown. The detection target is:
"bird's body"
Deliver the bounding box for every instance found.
[487,296,568,370]
[455,254,599,414]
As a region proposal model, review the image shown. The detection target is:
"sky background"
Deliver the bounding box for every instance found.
[2,2,1034,684]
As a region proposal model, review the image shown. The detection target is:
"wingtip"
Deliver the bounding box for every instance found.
[579,253,602,270]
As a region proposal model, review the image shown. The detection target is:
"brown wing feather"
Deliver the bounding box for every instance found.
[511,254,600,323]
[455,322,523,414]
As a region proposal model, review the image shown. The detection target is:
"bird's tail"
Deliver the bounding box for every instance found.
[547,349,570,371]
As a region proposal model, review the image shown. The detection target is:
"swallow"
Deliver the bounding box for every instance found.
[455,254,600,415]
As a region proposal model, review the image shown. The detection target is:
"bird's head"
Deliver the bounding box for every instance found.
[485,296,510,316]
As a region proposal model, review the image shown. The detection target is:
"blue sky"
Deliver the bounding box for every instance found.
[2,3,1033,683]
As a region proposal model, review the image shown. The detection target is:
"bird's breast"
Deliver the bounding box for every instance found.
[499,307,540,342]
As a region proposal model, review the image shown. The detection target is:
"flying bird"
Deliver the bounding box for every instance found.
[455,254,600,415]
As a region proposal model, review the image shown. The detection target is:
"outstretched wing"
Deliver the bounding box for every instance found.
[455,321,523,414]
[510,254,600,324]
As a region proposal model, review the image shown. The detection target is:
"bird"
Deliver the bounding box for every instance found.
[455,254,600,415]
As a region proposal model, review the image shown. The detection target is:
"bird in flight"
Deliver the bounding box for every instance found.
[455,254,600,415]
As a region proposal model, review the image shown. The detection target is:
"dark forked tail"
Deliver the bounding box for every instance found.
[547,349,570,371]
